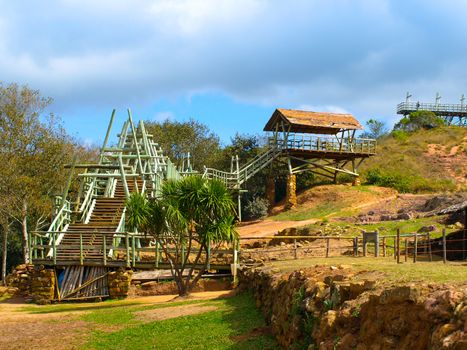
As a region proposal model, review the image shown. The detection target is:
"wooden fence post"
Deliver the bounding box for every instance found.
[375,230,379,257]
[442,229,447,264]
[293,239,298,259]
[413,233,418,263]
[326,238,330,258]
[427,233,432,262]
[404,238,408,262]
[353,237,358,257]
[125,233,130,268]
[396,229,401,264]
[362,233,367,257]
[382,237,386,257]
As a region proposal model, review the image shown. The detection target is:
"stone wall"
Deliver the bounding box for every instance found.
[6,264,55,303]
[239,265,466,349]
[108,268,133,298]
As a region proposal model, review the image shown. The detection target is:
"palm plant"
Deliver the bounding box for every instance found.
[126,176,238,296]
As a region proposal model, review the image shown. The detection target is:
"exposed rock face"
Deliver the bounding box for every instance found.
[239,265,467,349]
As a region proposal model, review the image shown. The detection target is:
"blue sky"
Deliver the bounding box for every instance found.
[1,0,467,146]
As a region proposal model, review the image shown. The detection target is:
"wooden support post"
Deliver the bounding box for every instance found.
[28,232,33,262]
[396,229,401,264]
[362,233,367,257]
[207,239,211,270]
[293,239,298,259]
[413,233,418,263]
[155,241,159,268]
[374,230,379,257]
[79,233,83,265]
[52,232,57,265]
[232,242,238,284]
[126,233,130,268]
[382,237,386,257]
[326,238,330,258]
[132,236,136,267]
[442,229,447,264]
[427,233,432,262]
[404,238,408,262]
[353,237,358,257]
[103,236,107,266]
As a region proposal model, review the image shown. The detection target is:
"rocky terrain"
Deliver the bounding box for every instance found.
[239,265,467,349]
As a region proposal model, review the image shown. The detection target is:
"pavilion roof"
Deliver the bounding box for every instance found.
[263,108,363,134]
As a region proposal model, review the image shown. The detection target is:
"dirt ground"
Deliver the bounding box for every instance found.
[134,303,218,322]
[0,291,233,350]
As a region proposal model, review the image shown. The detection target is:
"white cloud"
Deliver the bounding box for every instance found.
[153,111,174,121]
[0,0,467,127]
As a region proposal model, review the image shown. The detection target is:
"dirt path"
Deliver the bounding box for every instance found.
[0,290,234,350]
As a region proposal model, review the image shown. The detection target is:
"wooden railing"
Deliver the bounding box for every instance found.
[30,231,238,271]
[270,134,377,155]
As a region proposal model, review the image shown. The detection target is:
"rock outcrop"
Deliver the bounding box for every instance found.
[239,265,466,349]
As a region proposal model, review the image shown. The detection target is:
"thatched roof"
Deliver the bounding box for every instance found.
[263,108,363,134]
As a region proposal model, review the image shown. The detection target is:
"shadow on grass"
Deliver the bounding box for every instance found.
[83,291,280,350]
[220,292,280,350]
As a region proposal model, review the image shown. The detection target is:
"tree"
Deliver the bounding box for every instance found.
[126,176,238,296]
[144,119,222,170]
[0,83,85,265]
[393,110,445,132]
[361,119,388,139]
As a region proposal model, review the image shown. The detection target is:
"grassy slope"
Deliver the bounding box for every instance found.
[360,126,467,192]
[272,257,467,284]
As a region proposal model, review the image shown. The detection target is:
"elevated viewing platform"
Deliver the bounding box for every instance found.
[397,94,467,126]
[271,133,376,160]
[397,101,467,117]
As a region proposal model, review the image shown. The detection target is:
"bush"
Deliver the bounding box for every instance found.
[243,197,269,220]
[364,168,456,193]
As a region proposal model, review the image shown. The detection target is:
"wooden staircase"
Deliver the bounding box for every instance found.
[55,179,142,262]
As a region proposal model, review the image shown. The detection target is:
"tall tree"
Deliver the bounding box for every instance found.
[0,83,80,264]
[126,176,237,296]
[361,119,388,139]
[144,118,222,170]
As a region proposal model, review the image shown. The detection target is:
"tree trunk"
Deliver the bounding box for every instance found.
[1,227,7,285]
[21,199,30,264]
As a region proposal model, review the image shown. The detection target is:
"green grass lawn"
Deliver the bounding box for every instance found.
[20,293,279,350]
[271,256,467,284]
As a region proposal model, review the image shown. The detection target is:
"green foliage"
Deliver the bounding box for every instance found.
[360,126,464,193]
[323,299,334,311]
[126,176,238,295]
[125,193,150,232]
[394,110,445,132]
[243,197,269,220]
[361,119,388,139]
[365,168,455,193]
[144,118,222,170]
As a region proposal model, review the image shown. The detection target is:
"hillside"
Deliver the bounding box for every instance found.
[359,126,467,192]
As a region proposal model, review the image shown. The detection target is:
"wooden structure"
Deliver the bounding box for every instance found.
[31,107,374,299]
[397,93,467,126]
[30,109,236,300]
[204,108,376,210]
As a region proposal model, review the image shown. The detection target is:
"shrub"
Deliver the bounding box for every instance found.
[243,197,269,220]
